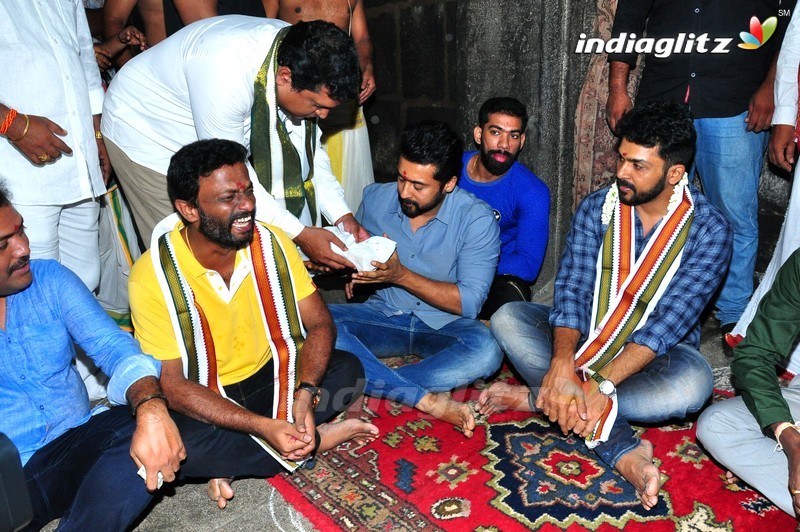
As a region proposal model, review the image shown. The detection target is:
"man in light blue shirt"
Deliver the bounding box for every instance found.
[329,121,502,438]
[0,182,185,530]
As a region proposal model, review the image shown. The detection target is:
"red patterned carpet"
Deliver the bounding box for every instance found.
[269,379,795,531]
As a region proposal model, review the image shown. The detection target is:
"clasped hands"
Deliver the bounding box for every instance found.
[536,360,610,439]
[259,392,318,462]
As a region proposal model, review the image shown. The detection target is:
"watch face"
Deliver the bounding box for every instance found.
[599,379,615,396]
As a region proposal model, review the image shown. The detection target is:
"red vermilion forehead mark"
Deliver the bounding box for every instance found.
[235,181,246,190]
[402,170,407,177]
[621,152,628,157]
[13,224,20,232]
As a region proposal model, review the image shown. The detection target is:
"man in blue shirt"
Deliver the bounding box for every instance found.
[459,97,550,319]
[478,102,732,509]
[329,121,502,438]
[0,182,185,530]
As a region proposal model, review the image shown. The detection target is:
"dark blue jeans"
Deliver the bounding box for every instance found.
[23,406,152,532]
[173,349,364,480]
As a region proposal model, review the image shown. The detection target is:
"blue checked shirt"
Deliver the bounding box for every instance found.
[0,260,160,464]
[550,185,732,356]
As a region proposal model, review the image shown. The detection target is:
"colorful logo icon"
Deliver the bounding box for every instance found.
[739,16,778,49]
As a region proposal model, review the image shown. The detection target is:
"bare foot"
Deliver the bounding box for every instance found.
[318,418,379,452]
[477,382,532,416]
[416,392,476,438]
[614,439,661,510]
[207,477,234,510]
[725,470,740,484]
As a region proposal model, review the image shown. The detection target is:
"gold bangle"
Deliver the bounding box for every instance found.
[7,114,30,142]
[95,130,103,140]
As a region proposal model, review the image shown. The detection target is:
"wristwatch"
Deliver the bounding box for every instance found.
[591,372,617,397]
[295,382,322,408]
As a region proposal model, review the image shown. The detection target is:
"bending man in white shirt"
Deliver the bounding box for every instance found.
[103,17,367,269]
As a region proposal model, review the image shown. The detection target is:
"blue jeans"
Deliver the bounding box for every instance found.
[23,407,153,532]
[329,304,503,407]
[693,112,767,325]
[491,302,713,467]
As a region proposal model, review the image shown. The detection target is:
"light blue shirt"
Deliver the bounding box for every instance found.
[356,183,500,329]
[0,260,160,464]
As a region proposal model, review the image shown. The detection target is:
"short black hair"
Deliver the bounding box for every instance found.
[0,180,10,208]
[278,20,361,104]
[615,100,696,169]
[167,139,248,208]
[478,97,529,131]
[400,121,463,184]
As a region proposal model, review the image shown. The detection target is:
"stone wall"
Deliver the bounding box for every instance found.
[364,0,595,293]
[363,0,460,182]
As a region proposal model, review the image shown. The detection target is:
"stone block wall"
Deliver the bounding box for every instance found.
[363,0,595,292]
[363,0,460,183]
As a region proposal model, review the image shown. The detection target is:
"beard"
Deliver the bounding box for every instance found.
[615,173,668,207]
[398,188,446,218]
[479,146,518,176]
[197,207,255,249]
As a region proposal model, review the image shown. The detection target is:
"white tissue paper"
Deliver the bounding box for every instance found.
[324,225,396,271]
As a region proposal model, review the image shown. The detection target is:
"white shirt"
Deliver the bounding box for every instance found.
[773,9,800,127]
[0,0,105,206]
[102,15,350,238]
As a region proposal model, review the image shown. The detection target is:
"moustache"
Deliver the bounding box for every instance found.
[488,149,512,157]
[616,178,636,192]
[9,256,29,274]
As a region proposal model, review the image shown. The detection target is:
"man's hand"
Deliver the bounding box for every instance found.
[8,114,72,165]
[93,115,111,183]
[257,418,314,459]
[359,67,377,104]
[535,359,588,434]
[294,226,356,269]
[769,124,796,172]
[606,90,633,135]
[288,390,318,461]
[93,44,113,71]
[745,82,775,132]
[572,379,610,439]
[334,213,369,243]
[130,399,186,491]
[779,427,800,517]
[351,249,406,285]
[117,25,147,51]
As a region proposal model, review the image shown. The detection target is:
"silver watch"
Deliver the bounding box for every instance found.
[592,373,616,396]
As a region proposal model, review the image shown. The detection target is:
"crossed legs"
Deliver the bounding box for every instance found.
[481,302,713,508]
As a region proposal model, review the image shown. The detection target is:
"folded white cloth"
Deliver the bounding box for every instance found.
[325,225,396,271]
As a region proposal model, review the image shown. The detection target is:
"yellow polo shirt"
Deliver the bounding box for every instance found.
[129,222,316,386]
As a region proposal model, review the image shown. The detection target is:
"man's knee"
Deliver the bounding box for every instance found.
[696,398,747,451]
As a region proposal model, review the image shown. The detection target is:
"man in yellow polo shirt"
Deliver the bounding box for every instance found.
[129,138,378,509]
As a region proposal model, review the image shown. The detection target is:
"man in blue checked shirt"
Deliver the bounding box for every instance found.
[0,181,185,531]
[329,121,502,439]
[479,102,732,510]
